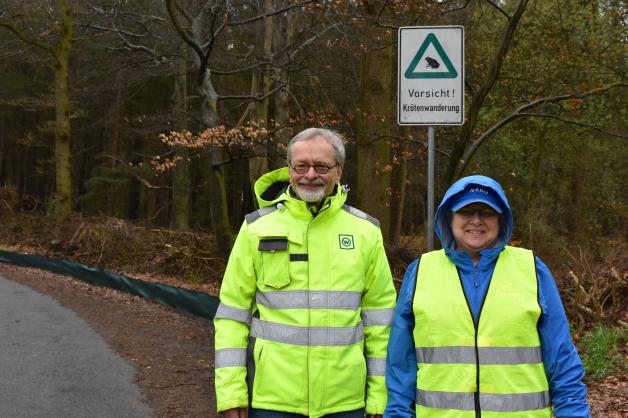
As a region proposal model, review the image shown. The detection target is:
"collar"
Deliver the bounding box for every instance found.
[445,245,504,271]
[283,183,345,218]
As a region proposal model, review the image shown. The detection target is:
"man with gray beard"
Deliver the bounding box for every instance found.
[214,128,396,418]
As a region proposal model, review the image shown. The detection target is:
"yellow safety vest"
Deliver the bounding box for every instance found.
[412,246,551,417]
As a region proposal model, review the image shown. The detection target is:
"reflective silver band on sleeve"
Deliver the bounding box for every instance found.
[215,348,247,368]
[361,308,394,326]
[256,290,362,310]
[416,389,551,412]
[415,346,542,365]
[366,357,386,376]
[214,303,252,325]
[250,318,364,346]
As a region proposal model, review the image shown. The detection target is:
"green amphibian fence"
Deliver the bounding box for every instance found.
[0,250,219,319]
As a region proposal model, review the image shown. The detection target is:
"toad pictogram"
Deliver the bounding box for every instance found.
[425,56,440,69]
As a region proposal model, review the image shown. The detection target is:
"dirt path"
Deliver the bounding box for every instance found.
[0,263,624,417]
[0,264,217,418]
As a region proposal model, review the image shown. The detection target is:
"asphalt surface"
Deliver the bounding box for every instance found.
[0,275,153,418]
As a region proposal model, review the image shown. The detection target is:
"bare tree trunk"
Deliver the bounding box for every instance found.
[391,128,410,245]
[189,11,233,257]
[0,118,5,185]
[248,0,274,186]
[172,59,190,229]
[52,0,74,218]
[105,72,124,216]
[356,5,393,239]
[271,4,295,169]
[0,0,74,217]
[248,71,269,186]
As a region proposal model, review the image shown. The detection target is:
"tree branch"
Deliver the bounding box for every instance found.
[289,22,341,60]
[402,137,451,157]
[226,1,314,26]
[0,20,54,53]
[440,0,472,16]
[447,0,530,183]
[210,60,273,75]
[519,113,628,139]
[165,0,206,67]
[82,23,147,38]
[219,82,287,101]
[457,82,628,173]
[483,0,510,19]
[111,17,159,56]
[103,155,172,190]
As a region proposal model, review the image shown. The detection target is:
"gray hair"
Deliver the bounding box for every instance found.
[286,128,346,166]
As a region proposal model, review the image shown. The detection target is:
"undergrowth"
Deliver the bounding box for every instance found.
[580,324,627,381]
[0,212,226,286]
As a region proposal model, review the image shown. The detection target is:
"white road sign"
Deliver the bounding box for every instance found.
[398,26,464,125]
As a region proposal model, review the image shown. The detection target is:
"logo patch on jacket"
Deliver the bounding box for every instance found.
[338,234,355,250]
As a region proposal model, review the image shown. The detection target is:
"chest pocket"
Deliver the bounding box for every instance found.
[258,237,290,289]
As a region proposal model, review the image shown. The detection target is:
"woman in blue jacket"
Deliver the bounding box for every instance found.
[384,175,590,417]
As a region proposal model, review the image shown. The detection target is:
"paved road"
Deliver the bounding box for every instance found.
[0,275,153,418]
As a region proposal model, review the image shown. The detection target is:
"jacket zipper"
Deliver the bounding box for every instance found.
[473,265,481,418]
[305,200,331,415]
[305,216,312,415]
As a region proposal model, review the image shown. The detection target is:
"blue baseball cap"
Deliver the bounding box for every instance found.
[450,184,503,214]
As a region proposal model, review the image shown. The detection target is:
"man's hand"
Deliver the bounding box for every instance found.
[366,414,382,418]
[221,407,248,418]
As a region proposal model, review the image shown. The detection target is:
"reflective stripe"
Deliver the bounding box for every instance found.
[366,357,386,376]
[481,391,551,412]
[215,348,247,368]
[245,205,277,224]
[361,308,394,326]
[416,389,551,412]
[417,389,474,410]
[215,303,252,325]
[342,204,380,227]
[415,346,542,365]
[250,318,364,346]
[256,290,361,310]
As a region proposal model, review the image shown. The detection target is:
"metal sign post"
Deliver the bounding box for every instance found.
[427,126,435,251]
[398,26,464,251]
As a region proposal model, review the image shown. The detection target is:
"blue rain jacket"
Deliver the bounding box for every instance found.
[384,175,590,417]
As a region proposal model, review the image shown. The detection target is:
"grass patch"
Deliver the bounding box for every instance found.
[581,324,627,381]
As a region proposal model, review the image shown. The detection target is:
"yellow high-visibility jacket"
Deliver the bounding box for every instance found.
[214,168,396,417]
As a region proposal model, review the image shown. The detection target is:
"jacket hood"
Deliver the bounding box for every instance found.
[434,175,513,251]
[254,168,291,208]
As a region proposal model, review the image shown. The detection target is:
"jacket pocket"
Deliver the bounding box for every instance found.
[259,237,290,289]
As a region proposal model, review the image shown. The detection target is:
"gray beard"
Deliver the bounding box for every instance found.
[295,185,326,202]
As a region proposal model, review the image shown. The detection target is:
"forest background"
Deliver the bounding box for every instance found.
[0,0,626,383]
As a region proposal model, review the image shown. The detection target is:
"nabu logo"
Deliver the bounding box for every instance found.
[338,234,355,250]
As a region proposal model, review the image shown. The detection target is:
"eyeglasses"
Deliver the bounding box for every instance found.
[291,162,336,174]
[455,208,499,219]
